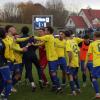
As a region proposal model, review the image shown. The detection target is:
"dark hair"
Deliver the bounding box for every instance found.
[94,31,100,38]
[69,30,74,35]
[0,28,6,39]
[64,30,71,37]
[46,26,54,34]
[5,25,14,33]
[59,31,65,33]
[21,26,29,34]
[84,34,90,39]
[39,28,45,31]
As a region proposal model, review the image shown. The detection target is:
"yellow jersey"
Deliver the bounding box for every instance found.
[88,40,100,67]
[35,35,58,61]
[55,38,66,58]
[73,37,83,44]
[12,37,30,63]
[66,39,80,67]
[12,42,23,63]
[3,35,15,62]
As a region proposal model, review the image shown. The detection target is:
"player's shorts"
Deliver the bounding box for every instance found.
[58,57,69,74]
[0,66,12,81]
[13,63,22,73]
[80,61,93,72]
[48,60,59,72]
[92,66,100,78]
[8,62,14,73]
[87,61,93,73]
[69,67,79,76]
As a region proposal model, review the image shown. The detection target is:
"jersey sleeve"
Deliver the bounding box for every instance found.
[88,43,93,54]
[35,35,49,42]
[74,37,83,44]
[16,37,30,42]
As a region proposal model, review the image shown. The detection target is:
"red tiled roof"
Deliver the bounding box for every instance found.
[70,16,87,28]
[81,9,100,24]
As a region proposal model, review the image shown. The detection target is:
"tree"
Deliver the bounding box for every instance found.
[18,1,46,24]
[3,2,21,23]
[46,0,69,27]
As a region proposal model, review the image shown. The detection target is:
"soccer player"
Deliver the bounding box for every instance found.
[79,35,93,87]
[0,28,12,100]
[65,31,80,96]
[20,26,43,91]
[35,26,62,92]
[38,28,48,86]
[54,31,68,86]
[84,32,100,98]
[4,25,30,92]
[11,34,28,88]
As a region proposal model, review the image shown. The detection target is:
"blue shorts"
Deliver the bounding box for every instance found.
[69,67,79,76]
[13,63,22,73]
[92,66,100,78]
[8,62,14,72]
[48,60,58,72]
[58,57,69,73]
[0,66,11,81]
[87,62,93,73]
[80,61,93,72]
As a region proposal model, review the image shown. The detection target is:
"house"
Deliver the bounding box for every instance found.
[65,9,100,33]
[65,16,87,33]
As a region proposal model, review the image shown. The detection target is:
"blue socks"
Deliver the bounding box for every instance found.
[70,81,75,92]
[52,75,60,88]
[92,80,99,93]
[5,82,12,98]
[74,79,80,89]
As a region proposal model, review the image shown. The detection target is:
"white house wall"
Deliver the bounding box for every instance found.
[65,18,75,28]
[79,10,92,28]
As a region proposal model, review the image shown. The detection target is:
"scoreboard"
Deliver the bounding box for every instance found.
[32,15,53,31]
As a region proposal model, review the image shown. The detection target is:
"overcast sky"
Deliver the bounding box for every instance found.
[0,0,100,11]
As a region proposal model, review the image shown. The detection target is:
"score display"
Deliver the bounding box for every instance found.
[32,15,53,31]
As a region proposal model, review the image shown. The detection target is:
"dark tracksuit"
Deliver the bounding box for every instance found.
[20,34,42,82]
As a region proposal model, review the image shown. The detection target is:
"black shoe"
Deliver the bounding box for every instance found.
[56,88,63,94]
[32,86,36,92]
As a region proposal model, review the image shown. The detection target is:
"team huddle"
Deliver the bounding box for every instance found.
[0,25,100,100]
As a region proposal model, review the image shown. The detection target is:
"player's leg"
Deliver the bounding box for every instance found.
[25,60,36,92]
[0,67,12,100]
[73,68,80,93]
[59,58,67,86]
[0,73,4,94]
[91,67,100,98]
[61,71,66,86]
[69,68,76,96]
[80,61,87,87]
[40,57,48,85]
[48,60,62,93]
[41,68,49,86]
[12,64,22,85]
[32,56,44,89]
[87,62,93,83]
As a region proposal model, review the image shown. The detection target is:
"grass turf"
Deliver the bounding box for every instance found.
[9,66,96,100]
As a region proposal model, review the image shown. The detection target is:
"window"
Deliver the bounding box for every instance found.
[70,20,72,24]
